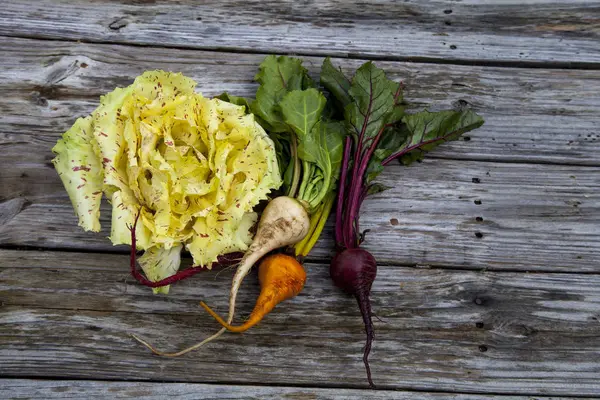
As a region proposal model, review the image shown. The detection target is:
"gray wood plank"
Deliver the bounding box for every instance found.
[1,0,600,65]
[2,38,600,166]
[0,379,583,400]
[1,250,599,396]
[0,380,579,400]
[2,159,599,272]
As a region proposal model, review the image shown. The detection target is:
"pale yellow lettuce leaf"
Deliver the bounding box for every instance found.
[52,116,103,232]
[138,244,183,294]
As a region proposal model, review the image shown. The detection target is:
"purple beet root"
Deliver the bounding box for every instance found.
[330,248,377,388]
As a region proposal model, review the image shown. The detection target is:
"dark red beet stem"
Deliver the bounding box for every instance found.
[128,210,242,288]
[335,137,353,248]
[345,124,387,248]
[356,289,375,388]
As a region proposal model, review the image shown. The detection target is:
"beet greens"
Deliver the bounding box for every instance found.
[322,58,484,387]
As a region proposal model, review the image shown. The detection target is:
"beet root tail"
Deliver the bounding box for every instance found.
[356,290,375,388]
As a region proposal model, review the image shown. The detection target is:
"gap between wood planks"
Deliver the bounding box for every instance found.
[3,33,600,72]
[0,377,594,399]
[3,245,600,275]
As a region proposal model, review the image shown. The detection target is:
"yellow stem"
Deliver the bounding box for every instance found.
[298,194,334,257]
[294,203,322,256]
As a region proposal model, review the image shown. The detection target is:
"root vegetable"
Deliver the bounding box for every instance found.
[329,248,377,387]
[201,253,306,332]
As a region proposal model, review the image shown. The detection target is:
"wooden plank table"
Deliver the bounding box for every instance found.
[1,1,599,398]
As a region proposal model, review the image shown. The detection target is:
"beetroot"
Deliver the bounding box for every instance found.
[322,58,484,388]
[330,248,377,387]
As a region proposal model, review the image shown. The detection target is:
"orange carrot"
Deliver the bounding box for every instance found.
[201,254,306,332]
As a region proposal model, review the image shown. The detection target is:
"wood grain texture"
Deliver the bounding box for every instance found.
[2,159,599,272]
[1,250,599,396]
[2,37,600,166]
[1,380,581,400]
[2,1,600,396]
[0,380,586,400]
[1,0,600,65]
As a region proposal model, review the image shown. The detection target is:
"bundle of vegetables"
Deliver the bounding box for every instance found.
[52,71,282,294]
[53,56,484,387]
[156,56,483,370]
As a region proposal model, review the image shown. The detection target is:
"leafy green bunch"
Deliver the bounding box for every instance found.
[220,55,484,257]
[320,59,484,248]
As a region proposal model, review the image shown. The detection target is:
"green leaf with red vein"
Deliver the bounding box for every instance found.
[383,109,484,166]
[344,62,396,145]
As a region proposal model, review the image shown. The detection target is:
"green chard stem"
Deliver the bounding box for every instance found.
[305,173,325,206]
[301,193,335,256]
[287,135,302,198]
[298,160,312,200]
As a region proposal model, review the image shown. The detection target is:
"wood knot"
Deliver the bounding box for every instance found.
[473,296,491,306]
[109,17,128,30]
[30,92,48,107]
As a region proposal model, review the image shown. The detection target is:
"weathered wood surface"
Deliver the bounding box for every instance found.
[1,250,599,396]
[2,37,600,166]
[2,1,600,66]
[1,37,600,272]
[1,380,580,400]
[2,1,600,397]
[2,159,599,272]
